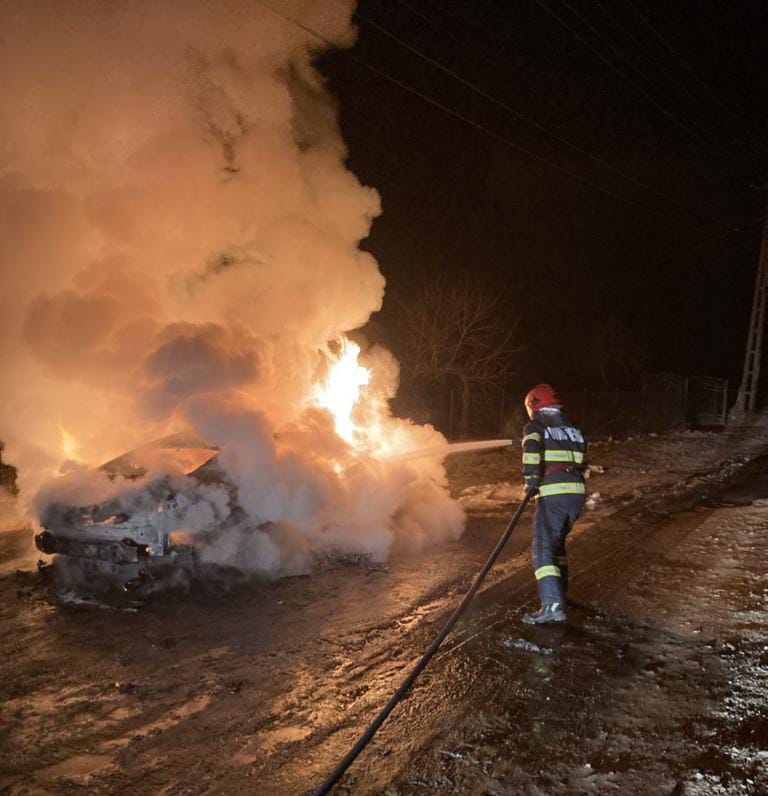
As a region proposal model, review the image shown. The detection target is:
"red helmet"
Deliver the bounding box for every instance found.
[524,384,560,417]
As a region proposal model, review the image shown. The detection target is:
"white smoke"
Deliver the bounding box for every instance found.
[0,0,465,575]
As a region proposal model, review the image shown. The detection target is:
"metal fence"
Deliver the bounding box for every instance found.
[456,373,730,441]
[561,375,686,439]
[687,376,729,427]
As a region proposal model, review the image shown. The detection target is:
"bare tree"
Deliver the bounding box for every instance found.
[583,315,644,385]
[392,275,522,439]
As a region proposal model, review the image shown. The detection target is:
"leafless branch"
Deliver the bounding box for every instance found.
[391,273,523,388]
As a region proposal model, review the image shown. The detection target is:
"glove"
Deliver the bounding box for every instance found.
[523,478,539,498]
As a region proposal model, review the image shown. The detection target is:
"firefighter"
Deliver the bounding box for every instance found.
[520,384,587,624]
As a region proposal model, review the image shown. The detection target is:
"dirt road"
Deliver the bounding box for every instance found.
[1,429,767,795]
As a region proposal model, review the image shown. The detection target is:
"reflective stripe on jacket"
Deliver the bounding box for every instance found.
[522,411,588,496]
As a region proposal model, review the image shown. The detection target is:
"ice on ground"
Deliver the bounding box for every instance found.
[459,482,519,511]
[502,637,553,656]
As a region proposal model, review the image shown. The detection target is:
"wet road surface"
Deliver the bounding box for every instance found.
[1,447,767,795]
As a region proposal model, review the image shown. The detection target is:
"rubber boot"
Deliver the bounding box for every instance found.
[522,602,566,625]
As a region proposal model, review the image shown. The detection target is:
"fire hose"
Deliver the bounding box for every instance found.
[313,489,534,795]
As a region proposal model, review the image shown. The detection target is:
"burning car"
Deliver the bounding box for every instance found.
[34,432,230,592]
[31,337,472,597]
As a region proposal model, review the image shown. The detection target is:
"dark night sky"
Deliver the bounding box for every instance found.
[319,0,768,388]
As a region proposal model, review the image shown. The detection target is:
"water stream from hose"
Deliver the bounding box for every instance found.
[388,439,514,462]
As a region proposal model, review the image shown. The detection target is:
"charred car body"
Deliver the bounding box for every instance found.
[34,433,233,591]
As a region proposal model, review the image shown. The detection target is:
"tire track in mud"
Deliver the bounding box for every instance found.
[2,444,768,795]
[358,454,768,795]
[245,451,768,795]
[2,535,517,795]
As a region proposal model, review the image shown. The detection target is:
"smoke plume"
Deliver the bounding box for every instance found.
[0,0,464,575]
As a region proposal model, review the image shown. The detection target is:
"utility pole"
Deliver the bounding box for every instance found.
[734,205,768,415]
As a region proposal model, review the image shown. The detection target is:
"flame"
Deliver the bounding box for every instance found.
[314,338,371,444]
[58,424,80,461]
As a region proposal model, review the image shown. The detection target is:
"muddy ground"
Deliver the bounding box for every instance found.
[1,427,767,795]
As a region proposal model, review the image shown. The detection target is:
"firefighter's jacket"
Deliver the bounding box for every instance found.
[521,411,588,497]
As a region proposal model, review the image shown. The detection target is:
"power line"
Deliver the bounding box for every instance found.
[651,216,762,272]
[534,0,711,147]
[614,0,767,163]
[360,8,737,231]
[590,0,713,117]
[255,0,718,234]
[399,0,760,177]
[620,0,751,137]
[559,0,718,147]
[564,0,759,169]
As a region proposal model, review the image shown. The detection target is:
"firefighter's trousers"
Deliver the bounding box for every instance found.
[531,492,584,605]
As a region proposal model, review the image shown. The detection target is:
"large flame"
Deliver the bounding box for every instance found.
[0,2,468,575]
[58,425,80,462]
[314,338,371,445]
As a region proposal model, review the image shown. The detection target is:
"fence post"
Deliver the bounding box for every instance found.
[721,380,728,426]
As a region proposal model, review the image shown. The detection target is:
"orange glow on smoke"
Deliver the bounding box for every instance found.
[314,338,371,445]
